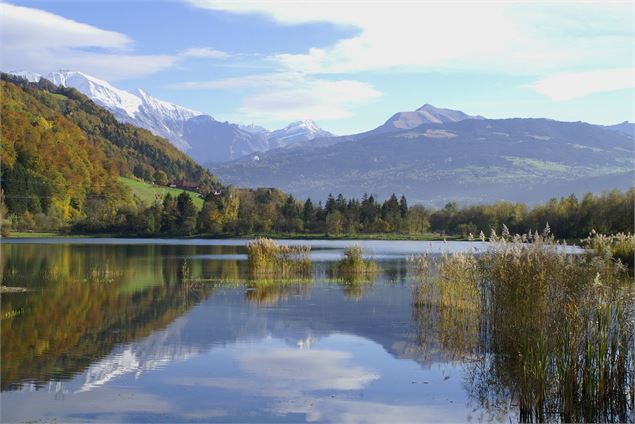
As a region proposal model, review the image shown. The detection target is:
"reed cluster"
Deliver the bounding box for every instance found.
[413,252,481,361]
[412,229,634,422]
[335,246,379,281]
[583,231,634,268]
[246,238,311,279]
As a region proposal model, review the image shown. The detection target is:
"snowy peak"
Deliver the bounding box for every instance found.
[8,70,42,83]
[5,69,333,161]
[269,119,334,146]
[131,87,200,122]
[12,69,203,151]
[414,103,483,123]
[48,70,144,118]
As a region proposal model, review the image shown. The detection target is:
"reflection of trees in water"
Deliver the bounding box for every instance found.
[0,244,214,391]
[323,261,380,300]
[412,244,634,423]
[244,282,311,305]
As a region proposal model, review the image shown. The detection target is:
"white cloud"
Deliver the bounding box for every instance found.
[188,1,633,76]
[173,72,382,121]
[0,2,130,49]
[180,47,229,59]
[531,68,635,101]
[0,2,176,81]
[189,1,635,106]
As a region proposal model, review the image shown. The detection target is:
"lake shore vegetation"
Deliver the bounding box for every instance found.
[412,229,634,421]
[2,186,633,244]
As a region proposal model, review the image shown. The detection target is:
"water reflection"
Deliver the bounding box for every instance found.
[1,239,630,423]
[0,244,222,391]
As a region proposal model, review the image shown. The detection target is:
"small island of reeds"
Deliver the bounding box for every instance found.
[335,246,380,283]
[246,238,312,279]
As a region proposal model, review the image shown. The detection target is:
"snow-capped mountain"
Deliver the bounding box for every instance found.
[8,70,42,83]
[45,70,200,151]
[7,70,335,162]
[269,120,334,147]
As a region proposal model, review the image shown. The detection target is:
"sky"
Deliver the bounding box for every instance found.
[1,0,633,134]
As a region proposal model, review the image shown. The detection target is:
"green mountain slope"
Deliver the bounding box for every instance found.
[0,73,217,225]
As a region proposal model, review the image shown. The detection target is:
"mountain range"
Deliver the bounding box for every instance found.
[212,112,634,205]
[8,70,333,163]
[7,69,634,206]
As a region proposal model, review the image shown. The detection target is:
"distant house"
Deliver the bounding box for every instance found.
[172,180,200,192]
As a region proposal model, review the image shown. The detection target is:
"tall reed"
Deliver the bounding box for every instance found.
[583,231,634,268]
[412,229,634,422]
[246,238,311,279]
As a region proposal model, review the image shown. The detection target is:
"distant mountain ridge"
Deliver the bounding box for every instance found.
[370,103,484,135]
[213,116,634,206]
[7,70,334,163]
[603,121,634,137]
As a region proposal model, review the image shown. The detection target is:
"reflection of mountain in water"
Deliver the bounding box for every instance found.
[0,244,217,391]
[77,317,200,393]
[2,243,452,393]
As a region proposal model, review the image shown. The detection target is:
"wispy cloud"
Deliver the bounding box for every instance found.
[188,1,633,75]
[180,47,229,59]
[531,68,635,101]
[1,1,130,49]
[0,2,177,80]
[188,1,634,104]
[171,72,382,121]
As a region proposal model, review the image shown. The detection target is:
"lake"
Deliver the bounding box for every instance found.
[0,239,629,423]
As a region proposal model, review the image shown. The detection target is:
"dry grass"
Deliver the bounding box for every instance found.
[411,228,634,422]
[583,231,634,268]
[246,238,312,279]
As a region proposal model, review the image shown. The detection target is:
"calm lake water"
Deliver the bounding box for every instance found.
[0,239,617,423]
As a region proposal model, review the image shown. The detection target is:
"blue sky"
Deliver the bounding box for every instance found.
[1,0,633,133]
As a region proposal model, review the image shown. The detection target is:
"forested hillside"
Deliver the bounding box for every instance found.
[0,73,218,230]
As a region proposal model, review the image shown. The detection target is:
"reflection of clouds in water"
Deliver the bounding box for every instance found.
[171,345,469,423]
[172,347,378,396]
[1,387,171,423]
[241,348,378,391]
[275,397,467,424]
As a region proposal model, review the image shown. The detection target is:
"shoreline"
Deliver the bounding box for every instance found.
[2,231,463,242]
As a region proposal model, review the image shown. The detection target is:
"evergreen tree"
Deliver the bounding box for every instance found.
[303,198,316,231]
[176,191,197,235]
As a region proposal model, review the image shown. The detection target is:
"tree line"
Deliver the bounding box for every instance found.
[4,185,632,240]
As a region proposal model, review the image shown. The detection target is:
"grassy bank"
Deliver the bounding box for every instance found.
[119,176,204,210]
